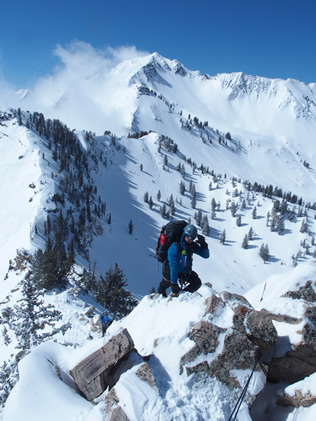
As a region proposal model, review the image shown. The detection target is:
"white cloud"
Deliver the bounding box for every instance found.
[5,42,150,134]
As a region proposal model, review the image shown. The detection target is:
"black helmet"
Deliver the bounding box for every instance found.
[184,224,197,240]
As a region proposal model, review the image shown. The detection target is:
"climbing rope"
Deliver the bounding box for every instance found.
[228,357,260,421]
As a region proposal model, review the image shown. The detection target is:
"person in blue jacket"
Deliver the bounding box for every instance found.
[101,313,113,336]
[158,224,209,297]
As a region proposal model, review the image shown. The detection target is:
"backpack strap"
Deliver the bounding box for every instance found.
[175,241,182,255]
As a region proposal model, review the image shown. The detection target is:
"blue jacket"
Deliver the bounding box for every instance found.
[101,315,112,325]
[167,232,209,284]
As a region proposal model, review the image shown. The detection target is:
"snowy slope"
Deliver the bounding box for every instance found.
[1,283,262,421]
[2,263,316,421]
[1,110,316,297]
[1,51,316,420]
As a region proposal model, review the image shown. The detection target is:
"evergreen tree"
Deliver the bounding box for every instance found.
[300,219,308,233]
[211,198,216,212]
[0,360,18,407]
[231,201,237,217]
[191,185,197,209]
[220,229,226,245]
[277,217,285,235]
[148,196,154,209]
[202,215,210,236]
[96,264,138,318]
[179,181,186,195]
[128,219,133,235]
[248,227,254,240]
[252,206,257,219]
[195,210,202,227]
[242,234,249,249]
[259,244,269,262]
[160,204,167,219]
[17,108,22,126]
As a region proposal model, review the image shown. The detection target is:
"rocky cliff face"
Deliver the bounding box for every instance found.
[68,277,316,420]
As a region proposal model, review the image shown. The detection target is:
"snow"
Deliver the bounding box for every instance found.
[1,51,316,420]
[285,372,316,397]
[2,343,102,421]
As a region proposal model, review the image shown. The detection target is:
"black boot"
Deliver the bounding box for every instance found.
[158,279,170,297]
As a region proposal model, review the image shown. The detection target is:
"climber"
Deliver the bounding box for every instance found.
[158,224,209,297]
[101,312,113,336]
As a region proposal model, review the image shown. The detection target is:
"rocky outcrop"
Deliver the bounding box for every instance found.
[136,362,159,392]
[70,328,134,400]
[246,309,278,351]
[105,388,130,421]
[277,389,316,408]
[180,321,226,373]
[180,294,276,391]
[282,280,316,302]
[69,279,316,418]
[250,278,316,415]
[266,305,316,384]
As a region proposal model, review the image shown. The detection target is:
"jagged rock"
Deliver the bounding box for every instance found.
[209,330,259,390]
[232,304,252,333]
[246,309,278,352]
[204,294,224,315]
[220,291,252,307]
[266,306,316,383]
[136,362,158,391]
[105,388,130,421]
[277,389,316,408]
[84,306,95,318]
[282,280,316,303]
[14,249,32,271]
[70,328,134,400]
[301,306,316,347]
[180,321,226,373]
[269,313,302,325]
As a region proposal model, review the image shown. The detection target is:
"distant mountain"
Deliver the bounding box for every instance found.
[1,52,316,295]
[1,53,316,420]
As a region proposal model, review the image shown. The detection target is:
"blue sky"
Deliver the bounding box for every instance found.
[0,0,315,88]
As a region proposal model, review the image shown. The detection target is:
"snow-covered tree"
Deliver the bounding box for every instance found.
[220,229,226,245]
[242,234,249,249]
[202,215,210,236]
[259,244,269,262]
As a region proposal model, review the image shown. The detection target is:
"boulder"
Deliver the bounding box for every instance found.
[181,298,262,391]
[180,321,226,373]
[136,362,159,392]
[282,280,316,303]
[220,291,252,307]
[70,328,134,400]
[105,388,130,421]
[266,306,316,384]
[277,388,316,408]
[246,309,278,352]
[208,329,259,390]
[204,294,224,316]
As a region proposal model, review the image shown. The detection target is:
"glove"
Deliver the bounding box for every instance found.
[197,234,208,249]
[171,283,180,294]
